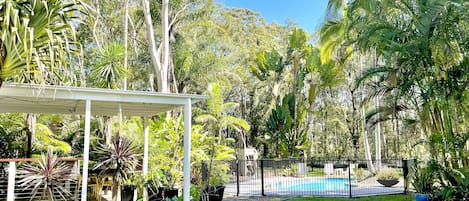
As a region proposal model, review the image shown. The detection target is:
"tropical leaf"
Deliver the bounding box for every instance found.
[221,116,250,132]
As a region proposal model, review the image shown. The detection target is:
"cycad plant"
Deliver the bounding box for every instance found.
[18,148,77,201]
[94,134,139,201]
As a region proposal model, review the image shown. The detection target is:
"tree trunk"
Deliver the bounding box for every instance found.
[112,180,120,201]
[142,0,161,92]
[104,116,112,145]
[123,0,129,90]
[360,56,375,173]
[25,113,36,158]
[373,50,381,170]
[160,0,170,93]
[362,106,375,173]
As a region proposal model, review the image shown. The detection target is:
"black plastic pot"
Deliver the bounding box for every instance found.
[121,185,136,201]
[149,187,179,201]
[201,185,225,201]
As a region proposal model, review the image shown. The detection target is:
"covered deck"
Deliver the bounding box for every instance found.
[0,83,207,201]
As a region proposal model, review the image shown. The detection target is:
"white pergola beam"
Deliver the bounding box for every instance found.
[0,84,206,116]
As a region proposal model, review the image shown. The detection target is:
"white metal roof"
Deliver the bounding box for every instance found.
[0,83,207,116]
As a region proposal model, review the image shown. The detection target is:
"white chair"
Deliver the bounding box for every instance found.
[324,163,334,175]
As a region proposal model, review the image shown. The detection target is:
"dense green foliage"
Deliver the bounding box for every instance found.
[0,0,467,200]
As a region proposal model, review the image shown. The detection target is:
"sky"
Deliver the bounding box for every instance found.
[216,0,329,33]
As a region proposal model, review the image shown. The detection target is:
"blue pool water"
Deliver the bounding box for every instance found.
[277,178,354,191]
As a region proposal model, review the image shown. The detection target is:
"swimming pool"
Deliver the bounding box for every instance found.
[276,178,355,191]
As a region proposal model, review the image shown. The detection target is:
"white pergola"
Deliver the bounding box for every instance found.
[0,83,207,201]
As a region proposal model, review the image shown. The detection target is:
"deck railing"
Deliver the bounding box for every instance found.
[0,158,82,201]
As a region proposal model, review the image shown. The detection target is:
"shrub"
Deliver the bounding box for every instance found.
[411,167,435,194]
[377,168,400,180]
[18,148,77,200]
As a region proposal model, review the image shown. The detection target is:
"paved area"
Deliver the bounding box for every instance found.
[224,176,405,198]
[223,195,289,201]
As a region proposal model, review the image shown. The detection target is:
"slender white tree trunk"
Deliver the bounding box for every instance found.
[123,0,129,90]
[142,0,162,92]
[160,0,170,93]
[375,95,381,169]
[360,56,375,173]
[373,49,381,170]
[362,106,375,173]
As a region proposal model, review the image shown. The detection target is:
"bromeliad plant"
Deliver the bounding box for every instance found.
[94,134,140,201]
[18,148,77,201]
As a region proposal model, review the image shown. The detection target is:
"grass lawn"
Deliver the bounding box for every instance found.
[288,194,413,201]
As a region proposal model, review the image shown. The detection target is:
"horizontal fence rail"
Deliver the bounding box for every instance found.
[0,158,82,201]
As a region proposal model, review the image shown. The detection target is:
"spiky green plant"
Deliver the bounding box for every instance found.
[94,134,139,201]
[18,148,77,201]
[0,0,82,86]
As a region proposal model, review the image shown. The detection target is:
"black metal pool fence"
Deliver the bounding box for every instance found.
[203,158,417,198]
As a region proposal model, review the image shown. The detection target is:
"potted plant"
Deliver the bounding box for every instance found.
[147,117,185,200]
[17,148,77,200]
[200,140,234,201]
[412,167,434,201]
[93,134,140,201]
[147,169,180,201]
[376,168,400,187]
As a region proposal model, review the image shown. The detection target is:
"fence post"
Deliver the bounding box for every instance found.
[202,161,208,183]
[261,159,265,196]
[236,158,239,196]
[7,161,15,201]
[402,158,417,194]
[348,159,352,198]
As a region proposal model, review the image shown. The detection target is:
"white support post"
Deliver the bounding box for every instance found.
[143,118,149,174]
[81,99,91,201]
[183,98,192,201]
[7,161,16,201]
[143,117,150,200]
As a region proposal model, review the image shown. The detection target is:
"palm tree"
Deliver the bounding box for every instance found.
[348,0,468,162]
[325,0,469,187]
[89,42,129,89]
[196,82,250,145]
[196,82,250,185]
